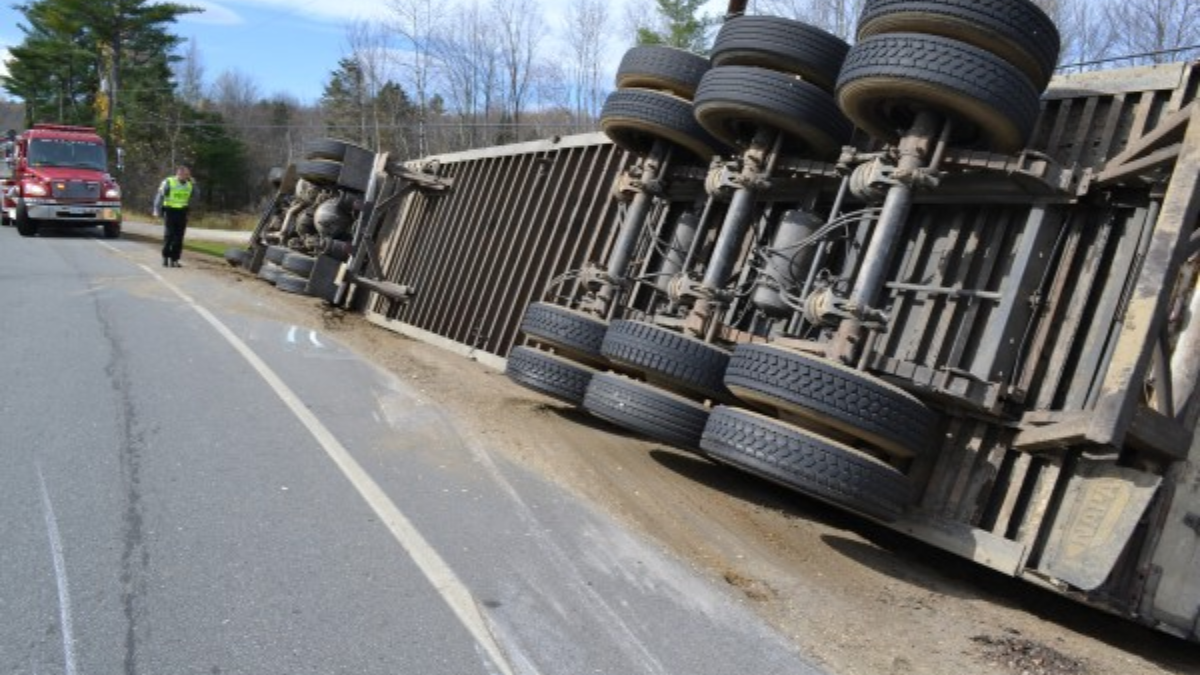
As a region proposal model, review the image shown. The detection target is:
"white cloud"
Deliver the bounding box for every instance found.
[221,0,393,22]
[180,0,246,26]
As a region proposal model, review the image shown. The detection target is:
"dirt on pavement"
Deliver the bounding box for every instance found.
[191,251,1200,675]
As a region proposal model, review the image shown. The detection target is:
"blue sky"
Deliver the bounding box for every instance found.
[0,0,731,106]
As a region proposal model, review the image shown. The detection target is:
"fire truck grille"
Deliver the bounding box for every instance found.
[51,180,100,200]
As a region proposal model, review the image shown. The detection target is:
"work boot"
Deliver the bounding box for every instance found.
[163,257,168,267]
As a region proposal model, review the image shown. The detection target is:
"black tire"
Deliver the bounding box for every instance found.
[601,321,731,402]
[275,273,310,295]
[102,222,120,239]
[303,138,369,162]
[224,247,250,267]
[583,373,710,451]
[258,263,282,284]
[265,245,290,264]
[506,346,596,406]
[281,252,317,278]
[519,302,609,367]
[693,66,852,159]
[15,206,36,237]
[701,406,912,522]
[724,344,938,459]
[856,0,1060,90]
[296,159,342,186]
[835,33,1042,153]
[711,16,850,93]
[615,46,710,99]
[600,88,724,161]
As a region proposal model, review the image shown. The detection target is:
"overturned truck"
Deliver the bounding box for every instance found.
[232,0,1200,643]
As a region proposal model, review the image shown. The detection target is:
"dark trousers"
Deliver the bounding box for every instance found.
[162,208,188,261]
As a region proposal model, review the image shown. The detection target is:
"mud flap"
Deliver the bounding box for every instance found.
[1038,458,1161,591]
[307,253,342,303]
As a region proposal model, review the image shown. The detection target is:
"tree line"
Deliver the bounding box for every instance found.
[3,0,1198,215]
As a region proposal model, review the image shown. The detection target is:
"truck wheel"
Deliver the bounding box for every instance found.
[303,138,369,162]
[519,302,609,367]
[701,406,912,522]
[693,66,852,159]
[15,205,37,237]
[265,245,291,264]
[615,46,710,99]
[583,373,710,452]
[258,263,282,285]
[281,252,317,278]
[710,16,850,94]
[856,0,1060,90]
[275,273,310,295]
[224,247,250,267]
[506,346,597,406]
[600,88,724,161]
[296,160,342,187]
[835,33,1042,153]
[102,222,121,239]
[600,321,732,402]
[724,344,938,459]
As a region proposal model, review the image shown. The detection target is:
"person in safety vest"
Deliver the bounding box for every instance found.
[153,165,195,267]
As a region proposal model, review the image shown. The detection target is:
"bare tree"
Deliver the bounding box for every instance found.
[345,20,399,150]
[175,38,205,106]
[752,0,865,41]
[563,0,610,124]
[492,0,544,141]
[388,0,444,155]
[1033,0,1117,69]
[435,0,501,148]
[1107,0,1200,63]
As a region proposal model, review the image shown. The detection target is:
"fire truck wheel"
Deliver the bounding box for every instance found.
[102,222,120,239]
[615,46,711,99]
[296,159,342,187]
[281,252,317,278]
[600,88,725,161]
[275,273,311,295]
[600,320,732,403]
[724,343,939,459]
[835,33,1041,153]
[856,0,1060,90]
[15,205,38,237]
[506,346,597,406]
[693,66,852,159]
[265,245,290,264]
[303,138,371,162]
[519,302,610,368]
[710,16,850,94]
[583,373,710,452]
[223,247,250,267]
[701,406,912,522]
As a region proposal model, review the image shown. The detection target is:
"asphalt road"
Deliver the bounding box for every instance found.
[0,226,826,675]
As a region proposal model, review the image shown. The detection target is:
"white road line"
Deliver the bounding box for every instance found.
[309,330,323,349]
[287,326,298,345]
[37,465,78,675]
[135,263,518,675]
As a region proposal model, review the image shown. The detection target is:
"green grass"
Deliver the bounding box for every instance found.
[127,209,258,231]
[183,239,233,258]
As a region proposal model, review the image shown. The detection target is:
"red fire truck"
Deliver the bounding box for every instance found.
[0,124,122,238]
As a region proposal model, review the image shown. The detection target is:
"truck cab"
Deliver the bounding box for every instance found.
[3,124,122,238]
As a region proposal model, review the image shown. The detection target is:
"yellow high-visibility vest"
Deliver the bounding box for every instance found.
[163,176,193,209]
